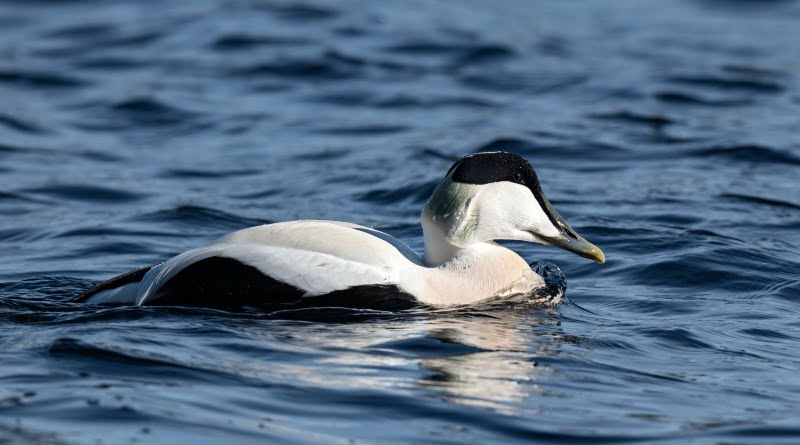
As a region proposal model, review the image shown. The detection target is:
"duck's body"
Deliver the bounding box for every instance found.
[81,152,604,308]
[83,220,543,307]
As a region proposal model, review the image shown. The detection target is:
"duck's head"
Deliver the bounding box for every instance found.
[421,151,605,264]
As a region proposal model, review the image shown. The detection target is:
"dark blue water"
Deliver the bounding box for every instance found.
[2,0,800,443]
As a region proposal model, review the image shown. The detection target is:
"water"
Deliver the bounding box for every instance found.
[1,0,799,443]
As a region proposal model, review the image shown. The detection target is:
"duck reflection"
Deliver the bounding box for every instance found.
[236,306,571,416]
[415,308,564,413]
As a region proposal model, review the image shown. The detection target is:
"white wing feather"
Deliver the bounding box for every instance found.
[135,221,421,305]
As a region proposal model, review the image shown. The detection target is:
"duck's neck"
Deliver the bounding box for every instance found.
[421,213,462,266]
[418,213,542,305]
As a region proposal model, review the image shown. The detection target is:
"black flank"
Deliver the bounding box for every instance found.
[150,257,304,309]
[81,256,417,312]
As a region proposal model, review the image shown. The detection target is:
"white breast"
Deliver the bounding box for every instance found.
[407,242,544,306]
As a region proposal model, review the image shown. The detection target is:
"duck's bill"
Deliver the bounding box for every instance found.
[527,190,605,263]
[540,233,605,264]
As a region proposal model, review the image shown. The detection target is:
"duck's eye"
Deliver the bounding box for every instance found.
[513,172,523,183]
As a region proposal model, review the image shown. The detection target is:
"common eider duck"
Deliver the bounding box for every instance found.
[80,152,604,309]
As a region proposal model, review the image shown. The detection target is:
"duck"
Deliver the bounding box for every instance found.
[80,152,604,309]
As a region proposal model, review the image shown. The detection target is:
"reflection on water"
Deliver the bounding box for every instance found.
[212,309,565,416]
[417,311,559,414]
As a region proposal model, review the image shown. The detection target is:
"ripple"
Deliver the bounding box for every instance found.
[308,90,373,106]
[44,23,114,39]
[357,179,439,205]
[654,90,751,106]
[385,41,515,65]
[0,227,46,243]
[160,168,262,179]
[774,281,800,303]
[369,336,485,357]
[0,143,23,154]
[55,226,178,239]
[266,307,403,322]
[311,124,408,135]
[589,110,674,127]
[375,95,495,108]
[0,191,40,203]
[231,57,360,80]
[474,137,543,153]
[459,70,586,93]
[414,147,458,161]
[23,185,145,203]
[667,74,784,93]
[135,205,266,230]
[638,328,714,350]
[290,148,351,161]
[385,41,474,55]
[0,113,47,134]
[0,276,90,303]
[265,3,339,21]
[740,328,795,340]
[39,25,163,56]
[311,91,494,109]
[721,64,786,78]
[720,193,800,210]
[210,33,309,50]
[111,97,180,114]
[88,30,162,50]
[690,144,800,165]
[73,56,147,70]
[713,425,800,441]
[0,68,88,89]
[607,298,699,316]
[109,97,197,127]
[473,137,627,160]
[228,188,285,200]
[453,44,516,65]
[76,150,126,163]
[47,337,191,370]
[71,242,157,259]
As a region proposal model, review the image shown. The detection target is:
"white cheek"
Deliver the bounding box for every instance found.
[467,181,565,243]
[524,203,561,238]
[472,183,548,240]
[478,187,520,236]
[499,183,561,240]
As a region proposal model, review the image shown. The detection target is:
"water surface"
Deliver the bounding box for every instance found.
[1,1,800,443]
